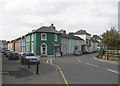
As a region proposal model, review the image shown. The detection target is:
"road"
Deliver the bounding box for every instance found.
[1,52,119,85]
[51,53,119,84]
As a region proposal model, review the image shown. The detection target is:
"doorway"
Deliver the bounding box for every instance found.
[41,43,47,56]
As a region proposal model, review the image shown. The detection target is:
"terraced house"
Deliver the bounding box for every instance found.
[14,37,21,52]
[8,40,15,51]
[25,24,61,56]
[74,30,91,52]
[60,30,84,55]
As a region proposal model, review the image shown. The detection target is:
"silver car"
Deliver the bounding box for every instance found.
[21,52,40,65]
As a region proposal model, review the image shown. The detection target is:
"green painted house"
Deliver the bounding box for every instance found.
[25,24,61,56]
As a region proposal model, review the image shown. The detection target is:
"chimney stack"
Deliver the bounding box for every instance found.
[49,23,55,29]
[69,32,74,36]
[59,29,66,34]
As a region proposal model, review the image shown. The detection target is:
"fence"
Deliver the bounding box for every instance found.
[105,50,120,60]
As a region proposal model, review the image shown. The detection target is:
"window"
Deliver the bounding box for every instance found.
[31,34,34,41]
[41,33,47,40]
[54,34,57,41]
[31,43,34,53]
[26,36,30,42]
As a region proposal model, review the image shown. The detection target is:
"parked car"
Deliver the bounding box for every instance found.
[7,51,19,60]
[6,51,12,57]
[21,52,40,65]
[73,50,82,56]
[4,50,10,55]
[82,50,88,54]
[88,50,93,54]
[1,49,6,53]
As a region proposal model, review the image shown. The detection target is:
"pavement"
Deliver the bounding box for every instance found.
[1,53,65,84]
[93,56,119,65]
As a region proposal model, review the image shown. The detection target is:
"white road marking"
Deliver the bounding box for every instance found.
[107,69,120,74]
[50,58,53,65]
[86,63,99,67]
[78,60,81,62]
[50,58,69,86]
[47,58,50,63]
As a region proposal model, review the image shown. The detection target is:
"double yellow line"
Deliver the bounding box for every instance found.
[47,58,69,86]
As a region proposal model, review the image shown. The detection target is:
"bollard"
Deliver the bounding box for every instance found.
[36,63,39,74]
[28,59,30,68]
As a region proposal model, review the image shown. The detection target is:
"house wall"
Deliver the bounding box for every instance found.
[75,34,91,51]
[8,42,12,50]
[91,42,98,51]
[69,39,77,54]
[32,32,61,56]
[76,40,84,51]
[61,37,69,55]
[25,35,31,52]
[15,40,21,52]
[21,38,26,52]
[9,42,15,51]
[75,35,86,44]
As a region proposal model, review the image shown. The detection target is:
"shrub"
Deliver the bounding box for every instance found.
[99,49,105,58]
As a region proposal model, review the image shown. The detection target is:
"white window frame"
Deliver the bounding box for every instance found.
[31,43,34,53]
[41,33,47,41]
[54,34,57,41]
[41,43,47,55]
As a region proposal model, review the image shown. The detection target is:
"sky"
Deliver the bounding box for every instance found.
[0,0,119,41]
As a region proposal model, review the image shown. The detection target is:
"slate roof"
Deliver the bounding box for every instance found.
[91,38,99,43]
[75,30,91,36]
[25,26,60,36]
[92,35,101,40]
[61,34,69,38]
[34,26,60,33]
[61,34,84,40]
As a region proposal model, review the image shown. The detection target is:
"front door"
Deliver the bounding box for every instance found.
[41,44,47,56]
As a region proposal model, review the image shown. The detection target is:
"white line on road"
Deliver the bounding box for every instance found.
[50,58,53,65]
[47,58,50,64]
[107,69,120,74]
[78,60,81,62]
[50,58,69,86]
[86,63,99,67]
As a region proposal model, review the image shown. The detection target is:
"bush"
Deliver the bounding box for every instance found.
[99,49,105,57]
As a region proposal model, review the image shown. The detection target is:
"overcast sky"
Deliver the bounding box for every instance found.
[0,0,119,41]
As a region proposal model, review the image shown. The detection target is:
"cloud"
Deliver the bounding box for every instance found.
[0,0,118,40]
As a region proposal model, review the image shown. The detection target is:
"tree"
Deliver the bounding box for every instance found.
[101,27,120,50]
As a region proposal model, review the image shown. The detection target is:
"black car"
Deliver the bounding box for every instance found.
[6,51,12,57]
[73,50,82,56]
[8,52,19,60]
[4,50,10,55]
[82,50,89,54]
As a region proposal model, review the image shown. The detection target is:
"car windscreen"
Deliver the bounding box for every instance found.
[24,53,35,56]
